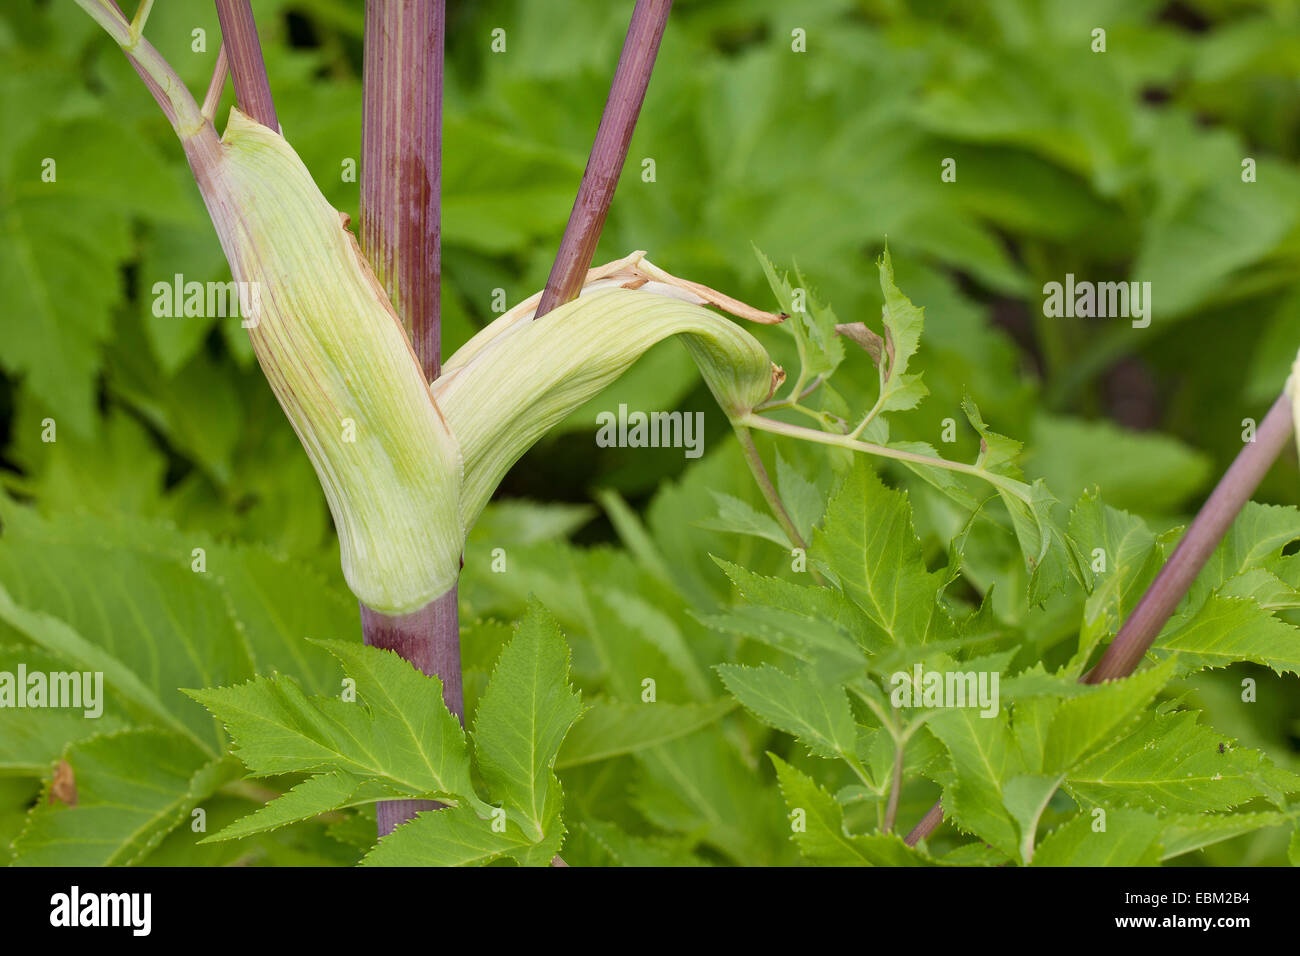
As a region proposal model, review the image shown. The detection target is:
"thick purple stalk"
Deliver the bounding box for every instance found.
[533,0,672,319]
[360,0,445,382]
[905,392,1294,847]
[214,0,277,129]
[360,591,463,836]
[357,0,454,837]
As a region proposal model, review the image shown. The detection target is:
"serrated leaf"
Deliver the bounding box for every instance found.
[755,247,841,380]
[200,771,397,844]
[472,604,582,840]
[926,707,1023,859]
[556,697,734,769]
[188,641,479,809]
[876,247,925,401]
[1155,594,1300,677]
[11,729,232,866]
[1031,808,1164,866]
[360,805,539,867]
[770,754,934,866]
[633,730,789,866]
[696,491,789,548]
[1042,658,1176,773]
[0,644,123,772]
[812,462,945,645]
[718,663,858,761]
[1069,490,1160,663]
[1160,811,1297,861]
[707,557,883,660]
[1068,711,1300,813]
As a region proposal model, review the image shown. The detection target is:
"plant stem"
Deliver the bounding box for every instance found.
[82,0,203,133]
[903,391,1294,847]
[213,0,277,130]
[201,43,229,121]
[1086,392,1293,681]
[882,741,905,832]
[533,0,673,319]
[356,0,455,838]
[740,413,1030,501]
[733,425,807,550]
[360,592,462,836]
[360,0,445,382]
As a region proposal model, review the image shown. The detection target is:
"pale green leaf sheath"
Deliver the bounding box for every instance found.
[179,113,781,613]
[180,112,462,614]
[436,253,783,533]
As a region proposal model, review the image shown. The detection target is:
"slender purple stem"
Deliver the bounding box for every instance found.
[533,0,672,319]
[214,0,277,129]
[357,0,454,838]
[360,0,445,382]
[905,392,1294,847]
[1087,392,1293,681]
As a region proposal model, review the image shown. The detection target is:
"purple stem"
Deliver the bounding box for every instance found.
[214,0,278,129]
[1087,392,1293,681]
[360,591,463,836]
[905,392,1294,847]
[360,0,445,382]
[533,0,672,319]
[357,0,454,838]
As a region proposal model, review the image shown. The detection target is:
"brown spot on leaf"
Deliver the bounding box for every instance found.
[49,760,77,807]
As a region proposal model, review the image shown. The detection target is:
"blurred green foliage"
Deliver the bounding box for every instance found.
[2,0,1300,866]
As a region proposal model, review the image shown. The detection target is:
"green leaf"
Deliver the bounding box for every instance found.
[812,462,945,645]
[926,707,1023,859]
[0,644,123,773]
[696,491,789,548]
[11,729,232,866]
[573,818,705,867]
[774,451,828,542]
[472,603,583,840]
[718,663,859,761]
[201,771,397,844]
[755,247,842,380]
[1031,808,1164,866]
[1161,811,1296,862]
[705,557,881,661]
[1068,491,1161,663]
[876,247,925,402]
[0,118,192,435]
[961,399,1078,603]
[770,754,934,866]
[556,698,734,769]
[633,730,789,866]
[1030,416,1211,516]
[188,641,479,807]
[1155,594,1300,677]
[1042,658,1176,772]
[1002,773,1064,864]
[1190,502,1300,605]
[1068,711,1300,813]
[360,805,540,867]
[0,583,209,752]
